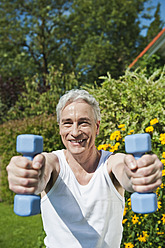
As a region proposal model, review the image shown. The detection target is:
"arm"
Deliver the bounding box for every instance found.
[7,152,60,196]
[107,153,163,194]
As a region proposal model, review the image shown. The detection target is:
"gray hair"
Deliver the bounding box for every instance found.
[56,89,101,123]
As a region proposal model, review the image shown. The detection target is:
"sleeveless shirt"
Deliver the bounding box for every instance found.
[41,150,125,248]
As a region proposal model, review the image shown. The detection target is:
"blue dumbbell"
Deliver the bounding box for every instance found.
[14,134,43,217]
[125,133,157,214]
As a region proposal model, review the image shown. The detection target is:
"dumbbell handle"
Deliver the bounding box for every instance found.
[132,152,144,160]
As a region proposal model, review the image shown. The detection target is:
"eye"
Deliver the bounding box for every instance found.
[64,122,72,125]
[79,121,90,126]
[62,121,73,127]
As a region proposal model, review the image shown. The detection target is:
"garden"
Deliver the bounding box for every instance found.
[0,66,165,247]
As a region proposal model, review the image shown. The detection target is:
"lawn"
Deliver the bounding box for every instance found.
[0,202,45,248]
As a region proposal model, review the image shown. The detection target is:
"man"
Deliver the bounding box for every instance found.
[7,89,162,247]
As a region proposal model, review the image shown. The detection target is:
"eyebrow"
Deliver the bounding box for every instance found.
[61,117,91,123]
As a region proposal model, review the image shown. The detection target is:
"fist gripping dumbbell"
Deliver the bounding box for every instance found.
[14,134,43,216]
[125,133,157,214]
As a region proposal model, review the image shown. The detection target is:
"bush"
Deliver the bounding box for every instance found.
[4,65,79,122]
[96,119,165,247]
[84,67,165,148]
[83,68,165,247]
[0,114,64,203]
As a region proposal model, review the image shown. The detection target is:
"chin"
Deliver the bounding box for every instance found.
[67,144,86,155]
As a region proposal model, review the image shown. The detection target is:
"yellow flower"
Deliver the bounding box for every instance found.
[150,118,159,125]
[110,131,122,141]
[157,201,162,209]
[118,124,125,129]
[122,219,128,224]
[161,214,165,224]
[138,236,146,242]
[161,159,165,165]
[123,207,128,216]
[162,152,165,158]
[145,126,154,133]
[130,130,134,133]
[127,198,131,207]
[160,183,164,188]
[157,232,164,235]
[124,242,134,248]
[110,133,116,140]
[132,214,139,224]
[98,144,110,151]
[162,170,165,176]
[114,142,120,148]
[137,231,149,242]
[159,133,165,145]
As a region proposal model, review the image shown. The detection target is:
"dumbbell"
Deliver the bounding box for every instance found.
[125,133,157,214]
[14,134,43,217]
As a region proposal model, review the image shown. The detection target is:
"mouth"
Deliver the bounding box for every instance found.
[69,139,86,144]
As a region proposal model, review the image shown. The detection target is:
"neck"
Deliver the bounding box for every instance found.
[65,147,101,173]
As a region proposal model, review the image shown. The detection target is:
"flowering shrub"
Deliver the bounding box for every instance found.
[98,119,165,247]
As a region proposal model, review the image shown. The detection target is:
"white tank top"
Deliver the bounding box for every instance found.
[41,150,125,248]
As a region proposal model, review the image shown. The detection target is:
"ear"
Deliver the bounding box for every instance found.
[96,121,100,136]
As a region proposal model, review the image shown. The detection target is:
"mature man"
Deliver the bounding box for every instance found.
[7,89,162,248]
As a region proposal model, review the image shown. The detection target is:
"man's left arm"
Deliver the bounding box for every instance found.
[107,153,163,194]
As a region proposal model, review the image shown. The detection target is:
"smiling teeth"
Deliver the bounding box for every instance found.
[71,140,83,143]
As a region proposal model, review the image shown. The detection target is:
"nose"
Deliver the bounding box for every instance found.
[71,123,81,137]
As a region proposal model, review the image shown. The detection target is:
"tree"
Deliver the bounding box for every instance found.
[1,0,160,85]
[145,2,164,47]
[0,0,73,81]
[65,0,153,83]
[0,0,73,118]
[0,0,164,120]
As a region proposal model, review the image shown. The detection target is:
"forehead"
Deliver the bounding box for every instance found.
[61,100,94,119]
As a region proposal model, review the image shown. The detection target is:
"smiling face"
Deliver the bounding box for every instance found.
[59,100,100,156]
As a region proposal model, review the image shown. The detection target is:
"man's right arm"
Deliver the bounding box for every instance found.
[6,152,60,196]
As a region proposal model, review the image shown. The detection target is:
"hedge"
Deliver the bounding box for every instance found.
[0,114,63,203]
[84,68,165,247]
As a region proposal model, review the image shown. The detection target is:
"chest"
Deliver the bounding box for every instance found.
[72,168,95,186]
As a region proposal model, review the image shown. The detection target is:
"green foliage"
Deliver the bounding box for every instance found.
[84,68,165,148]
[1,68,165,247]
[1,0,163,107]
[4,65,79,122]
[95,120,165,247]
[84,68,165,247]
[1,0,164,120]
[67,0,151,82]
[136,54,165,77]
[0,114,64,203]
[145,2,164,46]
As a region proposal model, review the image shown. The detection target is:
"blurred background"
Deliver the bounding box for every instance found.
[0,0,165,247]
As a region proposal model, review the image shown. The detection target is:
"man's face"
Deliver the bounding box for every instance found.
[59,100,100,155]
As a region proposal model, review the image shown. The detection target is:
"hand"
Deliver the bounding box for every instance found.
[124,154,163,193]
[6,154,45,195]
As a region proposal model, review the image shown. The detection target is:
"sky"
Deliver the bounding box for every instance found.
[140,0,165,36]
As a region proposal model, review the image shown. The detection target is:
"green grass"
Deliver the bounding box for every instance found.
[0,202,45,248]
